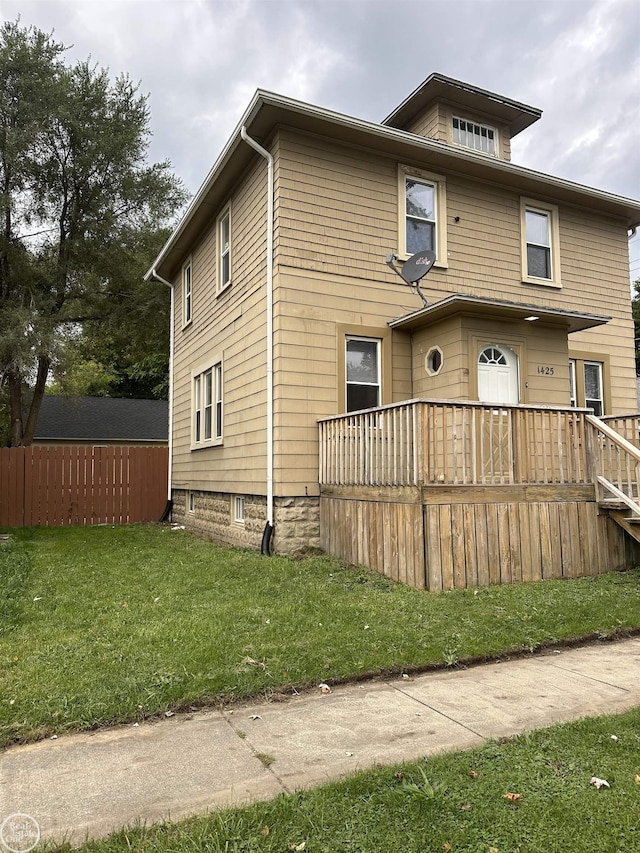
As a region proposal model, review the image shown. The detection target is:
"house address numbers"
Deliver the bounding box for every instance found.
[537,365,554,375]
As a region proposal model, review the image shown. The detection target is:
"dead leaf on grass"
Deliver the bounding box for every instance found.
[443,844,452,852]
[590,776,610,790]
[259,826,269,836]
[470,770,479,779]
[289,842,306,852]
[504,792,522,802]
[460,803,473,811]
[634,774,640,784]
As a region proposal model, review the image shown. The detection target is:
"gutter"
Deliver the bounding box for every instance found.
[240,127,275,554]
[149,269,175,509]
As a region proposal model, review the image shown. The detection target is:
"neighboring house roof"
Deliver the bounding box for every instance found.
[34,396,168,442]
[146,77,640,282]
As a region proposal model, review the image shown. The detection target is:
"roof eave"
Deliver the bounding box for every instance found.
[147,90,640,281]
[389,294,612,335]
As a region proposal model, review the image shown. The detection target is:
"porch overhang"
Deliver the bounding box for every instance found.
[388,294,611,334]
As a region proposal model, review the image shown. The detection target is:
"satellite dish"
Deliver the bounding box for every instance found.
[401,249,436,285]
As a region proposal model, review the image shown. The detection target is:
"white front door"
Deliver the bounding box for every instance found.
[477,345,519,404]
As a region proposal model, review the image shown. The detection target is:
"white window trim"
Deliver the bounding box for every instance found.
[452,115,498,157]
[182,258,192,327]
[398,165,448,267]
[345,335,382,413]
[217,206,231,294]
[233,496,245,525]
[520,198,561,288]
[583,360,604,416]
[191,353,223,449]
[569,359,577,408]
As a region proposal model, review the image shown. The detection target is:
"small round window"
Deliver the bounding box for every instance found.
[425,346,443,376]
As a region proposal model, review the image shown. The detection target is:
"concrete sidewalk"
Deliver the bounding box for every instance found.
[2,638,640,847]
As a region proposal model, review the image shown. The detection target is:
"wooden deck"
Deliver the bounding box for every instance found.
[318,401,640,589]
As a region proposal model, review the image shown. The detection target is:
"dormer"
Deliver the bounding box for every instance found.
[383,73,542,162]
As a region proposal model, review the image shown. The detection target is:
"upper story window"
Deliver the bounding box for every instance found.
[520,198,561,288]
[452,116,497,156]
[217,208,231,293]
[346,336,380,412]
[192,356,223,448]
[406,178,436,255]
[182,260,192,326]
[398,166,448,267]
[525,209,551,278]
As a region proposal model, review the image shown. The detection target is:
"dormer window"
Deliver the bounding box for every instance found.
[452,116,496,156]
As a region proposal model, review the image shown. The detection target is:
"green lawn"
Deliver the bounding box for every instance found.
[55,707,640,853]
[1,524,640,749]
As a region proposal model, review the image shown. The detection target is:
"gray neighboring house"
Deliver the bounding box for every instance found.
[33,396,168,446]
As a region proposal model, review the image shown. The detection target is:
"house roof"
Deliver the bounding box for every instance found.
[388,294,611,334]
[34,396,168,442]
[382,73,542,136]
[146,78,640,282]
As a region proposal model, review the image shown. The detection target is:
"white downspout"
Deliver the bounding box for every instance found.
[150,269,174,507]
[240,127,275,544]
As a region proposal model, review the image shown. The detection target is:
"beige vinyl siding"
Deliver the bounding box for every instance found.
[404,104,445,140]
[412,316,467,400]
[268,127,635,493]
[274,269,420,494]
[171,149,270,495]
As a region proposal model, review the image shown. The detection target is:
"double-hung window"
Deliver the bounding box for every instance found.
[399,166,447,266]
[346,336,381,412]
[217,208,231,292]
[584,361,604,416]
[521,198,561,286]
[183,260,192,325]
[192,357,223,447]
[405,178,436,255]
[569,357,605,416]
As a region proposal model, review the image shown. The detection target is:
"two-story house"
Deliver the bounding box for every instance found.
[146,73,640,589]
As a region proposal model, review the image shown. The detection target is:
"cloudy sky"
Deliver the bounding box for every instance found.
[2,0,639,279]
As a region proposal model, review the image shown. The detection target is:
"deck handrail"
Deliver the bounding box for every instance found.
[319,400,595,487]
[586,413,640,508]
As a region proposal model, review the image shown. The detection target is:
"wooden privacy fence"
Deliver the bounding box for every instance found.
[319,399,593,487]
[0,445,168,527]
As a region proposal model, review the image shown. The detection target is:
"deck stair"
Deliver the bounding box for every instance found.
[589,414,640,544]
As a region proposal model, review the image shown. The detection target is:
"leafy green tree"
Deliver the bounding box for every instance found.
[0,21,186,445]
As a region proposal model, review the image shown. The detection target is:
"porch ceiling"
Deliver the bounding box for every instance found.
[388,294,611,334]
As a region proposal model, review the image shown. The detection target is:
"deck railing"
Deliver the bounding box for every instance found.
[600,414,640,450]
[587,414,640,513]
[319,399,593,487]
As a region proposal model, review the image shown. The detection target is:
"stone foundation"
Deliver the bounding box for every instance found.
[171,489,320,555]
